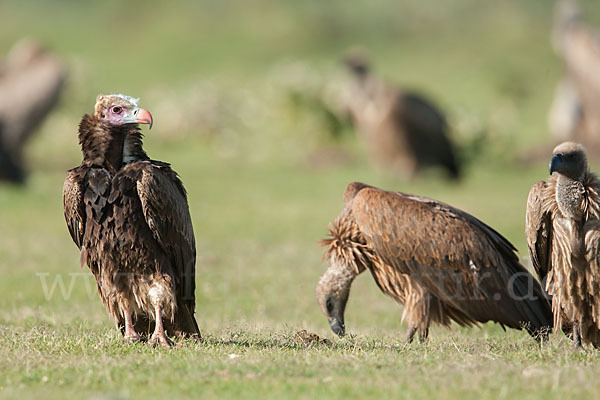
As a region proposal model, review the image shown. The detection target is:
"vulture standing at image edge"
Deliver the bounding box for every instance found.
[316,182,553,341]
[527,141,600,347]
[63,94,200,347]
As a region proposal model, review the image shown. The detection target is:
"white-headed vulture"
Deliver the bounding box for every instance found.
[63,94,200,347]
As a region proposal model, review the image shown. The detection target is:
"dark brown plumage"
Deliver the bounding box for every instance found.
[343,55,460,180]
[526,141,600,347]
[0,121,24,182]
[63,94,200,347]
[316,182,552,341]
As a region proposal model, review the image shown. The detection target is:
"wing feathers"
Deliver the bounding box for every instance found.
[135,163,199,337]
[62,168,86,249]
[526,181,553,283]
[136,164,197,305]
[350,184,552,333]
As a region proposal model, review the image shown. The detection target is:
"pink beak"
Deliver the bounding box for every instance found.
[133,108,153,129]
[123,107,153,129]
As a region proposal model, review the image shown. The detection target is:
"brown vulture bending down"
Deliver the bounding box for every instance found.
[63,94,200,347]
[526,142,600,347]
[316,182,552,342]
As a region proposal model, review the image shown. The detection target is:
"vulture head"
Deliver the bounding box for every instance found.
[549,141,588,181]
[343,50,370,78]
[315,261,359,337]
[94,94,153,129]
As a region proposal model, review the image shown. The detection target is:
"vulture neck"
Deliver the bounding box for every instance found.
[78,114,149,174]
[319,261,359,298]
[555,173,586,220]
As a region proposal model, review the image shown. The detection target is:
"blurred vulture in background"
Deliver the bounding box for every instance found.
[527,142,600,347]
[549,0,600,152]
[343,54,460,180]
[0,122,23,183]
[316,182,552,342]
[0,39,67,183]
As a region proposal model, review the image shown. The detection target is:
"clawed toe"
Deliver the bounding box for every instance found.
[124,332,142,343]
[148,333,174,348]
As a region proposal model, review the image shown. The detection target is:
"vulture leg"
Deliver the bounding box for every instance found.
[148,304,174,348]
[403,325,418,344]
[122,305,142,343]
[418,328,429,343]
[572,324,582,349]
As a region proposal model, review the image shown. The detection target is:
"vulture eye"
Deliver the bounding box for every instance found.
[111,106,122,114]
[326,297,334,313]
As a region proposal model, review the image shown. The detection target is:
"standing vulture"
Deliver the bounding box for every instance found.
[63,94,200,347]
[316,182,552,341]
[0,39,66,183]
[343,55,460,180]
[548,0,600,150]
[526,141,600,347]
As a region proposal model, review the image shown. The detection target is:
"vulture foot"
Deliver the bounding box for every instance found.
[148,333,175,348]
[123,331,143,343]
[148,332,174,348]
[148,304,173,348]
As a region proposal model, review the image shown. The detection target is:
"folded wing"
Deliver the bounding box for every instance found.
[350,185,552,334]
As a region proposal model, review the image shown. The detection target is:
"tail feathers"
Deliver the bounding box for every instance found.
[173,303,201,340]
[509,263,554,339]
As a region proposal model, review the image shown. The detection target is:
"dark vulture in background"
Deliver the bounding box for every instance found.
[0,39,66,183]
[526,142,600,347]
[343,55,460,180]
[548,0,600,151]
[316,182,552,342]
[63,94,200,347]
[0,121,24,182]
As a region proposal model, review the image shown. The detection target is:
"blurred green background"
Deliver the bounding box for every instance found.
[2,1,600,399]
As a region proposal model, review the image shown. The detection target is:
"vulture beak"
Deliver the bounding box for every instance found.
[123,107,153,129]
[328,316,346,337]
[549,153,564,175]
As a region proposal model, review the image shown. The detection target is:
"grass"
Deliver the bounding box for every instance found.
[3,0,600,399]
[1,325,598,400]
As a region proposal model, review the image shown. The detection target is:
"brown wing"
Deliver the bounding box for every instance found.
[62,167,86,249]
[350,185,552,333]
[136,162,199,337]
[526,181,553,283]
